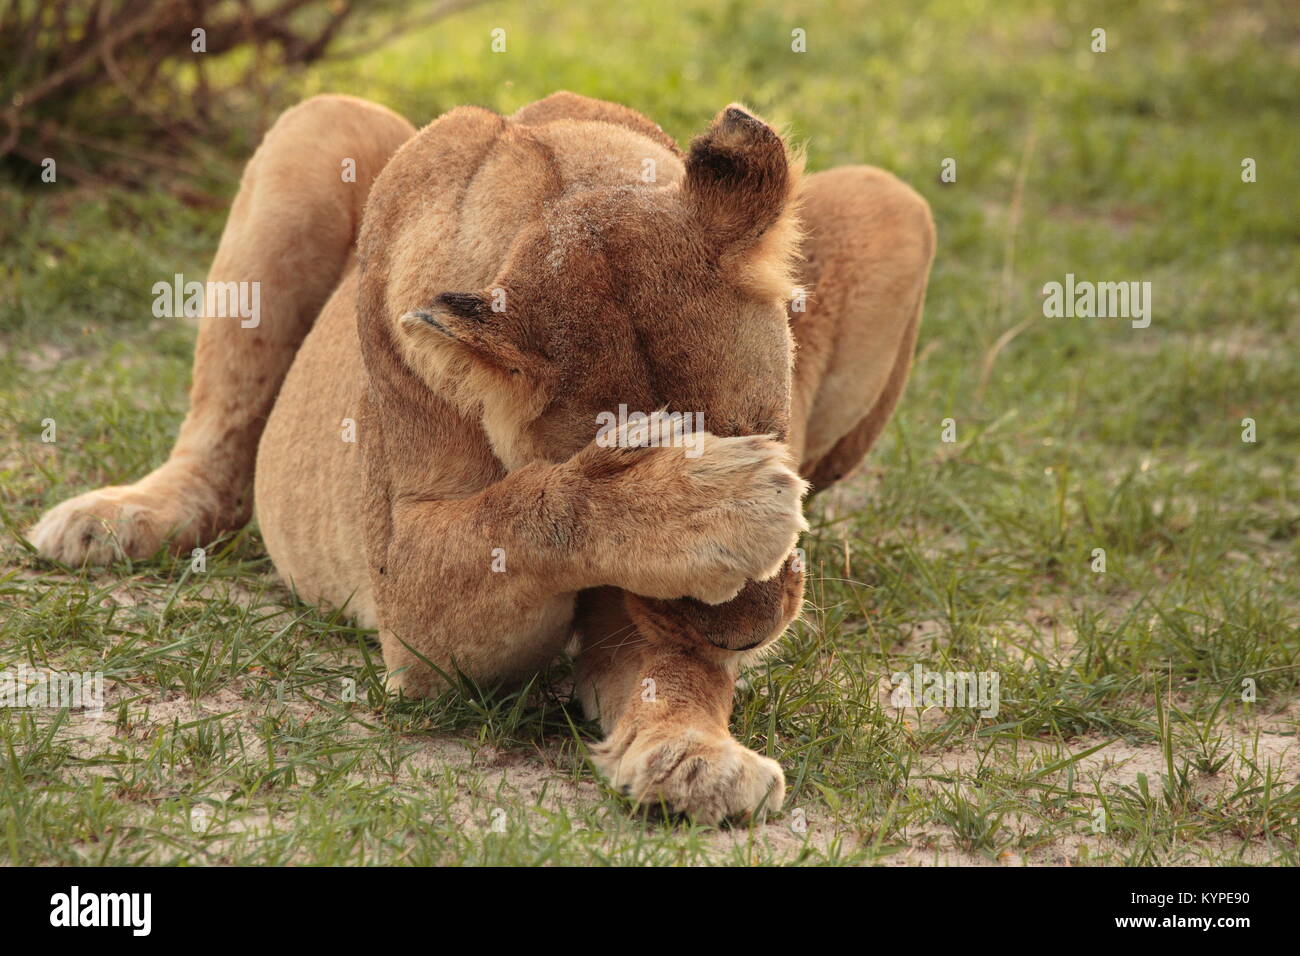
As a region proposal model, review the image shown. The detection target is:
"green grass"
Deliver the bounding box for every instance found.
[1,0,1297,865]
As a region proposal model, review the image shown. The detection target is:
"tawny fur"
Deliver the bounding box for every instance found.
[29,92,935,825]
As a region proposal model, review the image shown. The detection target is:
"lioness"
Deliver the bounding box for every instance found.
[31,93,934,823]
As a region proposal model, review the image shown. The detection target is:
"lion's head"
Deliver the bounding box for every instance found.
[397,105,804,470]
[359,100,808,655]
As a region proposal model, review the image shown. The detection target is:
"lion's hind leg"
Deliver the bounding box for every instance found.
[30,96,414,564]
[789,165,935,493]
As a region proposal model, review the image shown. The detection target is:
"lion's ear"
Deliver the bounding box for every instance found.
[399,291,537,377]
[683,105,799,248]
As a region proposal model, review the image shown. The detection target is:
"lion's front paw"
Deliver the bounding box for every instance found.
[675,433,808,602]
[592,728,786,825]
[29,478,220,565]
[581,415,809,604]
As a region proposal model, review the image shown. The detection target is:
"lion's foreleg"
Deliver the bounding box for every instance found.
[572,589,785,825]
[371,424,806,697]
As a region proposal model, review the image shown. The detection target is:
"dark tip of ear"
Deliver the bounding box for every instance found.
[434,292,487,321]
[684,106,790,244]
[688,105,783,173]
